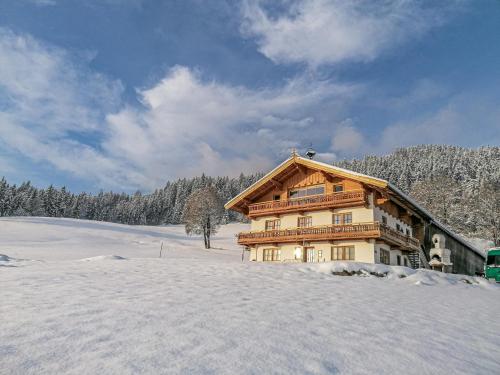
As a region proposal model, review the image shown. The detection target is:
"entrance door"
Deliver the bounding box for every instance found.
[306,247,316,263]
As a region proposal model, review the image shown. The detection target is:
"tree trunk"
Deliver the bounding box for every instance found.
[203,231,208,249]
[206,217,211,249]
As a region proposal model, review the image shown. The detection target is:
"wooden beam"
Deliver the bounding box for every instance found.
[294,163,307,175]
[320,170,334,182]
[376,198,389,205]
[270,178,283,190]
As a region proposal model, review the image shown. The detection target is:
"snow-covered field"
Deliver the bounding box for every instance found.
[1,217,499,375]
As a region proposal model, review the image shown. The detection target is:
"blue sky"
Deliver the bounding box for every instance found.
[0,0,499,192]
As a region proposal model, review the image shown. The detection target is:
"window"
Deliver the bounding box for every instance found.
[289,185,325,199]
[344,213,352,224]
[297,216,312,228]
[487,255,500,266]
[332,246,355,260]
[318,250,323,259]
[333,184,344,192]
[333,212,352,225]
[380,249,390,265]
[382,216,387,225]
[406,229,410,236]
[333,214,342,225]
[263,248,281,261]
[265,219,280,231]
[273,195,281,201]
[404,258,408,267]
[396,255,401,266]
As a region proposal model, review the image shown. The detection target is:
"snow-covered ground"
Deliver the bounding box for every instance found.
[1,217,499,375]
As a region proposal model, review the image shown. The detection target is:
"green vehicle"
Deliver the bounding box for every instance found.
[485,248,500,282]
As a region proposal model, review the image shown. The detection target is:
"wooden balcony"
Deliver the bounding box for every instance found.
[380,224,420,251]
[247,190,367,217]
[237,222,420,251]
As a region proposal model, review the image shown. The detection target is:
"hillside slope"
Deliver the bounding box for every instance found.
[1,217,499,374]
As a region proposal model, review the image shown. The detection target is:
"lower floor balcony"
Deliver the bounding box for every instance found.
[237,222,420,251]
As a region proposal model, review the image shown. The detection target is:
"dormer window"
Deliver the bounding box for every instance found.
[289,185,325,199]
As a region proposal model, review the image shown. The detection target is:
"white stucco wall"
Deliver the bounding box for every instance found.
[374,206,412,236]
[375,243,410,266]
[332,206,374,223]
[251,206,375,231]
[255,240,375,263]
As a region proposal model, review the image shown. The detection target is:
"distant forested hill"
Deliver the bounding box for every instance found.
[0,174,261,225]
[1,145,498,245]
[334,145,499,246]
[334,145,499,194]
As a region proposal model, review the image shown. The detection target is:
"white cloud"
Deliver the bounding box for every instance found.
[377,96,500,151]
[241,0,458,66]
[330,119,365,154]
[0,28,358,190]
[104,66,357,188]
[0,28,128,188]
[326,93,500,157]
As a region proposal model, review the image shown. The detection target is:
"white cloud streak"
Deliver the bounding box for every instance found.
[241,0,457,66]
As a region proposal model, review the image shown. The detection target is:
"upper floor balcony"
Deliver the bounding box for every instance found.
[237,222,420,251]
[247,189,368,218]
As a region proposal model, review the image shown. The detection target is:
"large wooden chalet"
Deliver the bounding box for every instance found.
[225,152,485,274]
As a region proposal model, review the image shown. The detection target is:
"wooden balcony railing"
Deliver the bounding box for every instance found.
[380,224,420,250]
[237,222,420,251]
[247,190,367,217]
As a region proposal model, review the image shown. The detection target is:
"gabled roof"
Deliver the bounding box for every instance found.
[224,154,387,212]
[225,154,483,257]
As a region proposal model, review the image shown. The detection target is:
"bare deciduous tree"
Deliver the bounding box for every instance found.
[471,183,500,246]
[182,186,224,249]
